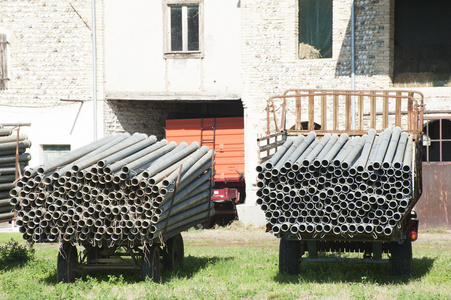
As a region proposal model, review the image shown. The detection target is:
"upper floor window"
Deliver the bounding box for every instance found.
[0,34,8,90]
[298,0,332,59]
[164,1,203,58]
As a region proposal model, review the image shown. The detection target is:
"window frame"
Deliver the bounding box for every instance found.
[42,144,71,164]
[0,33,8,90]
[298,0,333,60]
[163,0,204,59]
[423,117,451,163]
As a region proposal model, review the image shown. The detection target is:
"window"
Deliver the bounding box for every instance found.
[43,145,71,164]
[0,34,8,90]
[164,1,203,58]
[298,0,332,59]
[423,118,451,162]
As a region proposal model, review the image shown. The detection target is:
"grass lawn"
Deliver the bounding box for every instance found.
[0,223,450,300]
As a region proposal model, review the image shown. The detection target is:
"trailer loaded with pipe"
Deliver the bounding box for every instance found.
[10,133,215,282]
[257,89,424,276]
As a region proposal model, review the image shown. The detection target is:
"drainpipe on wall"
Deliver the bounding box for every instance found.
[91,0,98,141]
[351,0,356,130]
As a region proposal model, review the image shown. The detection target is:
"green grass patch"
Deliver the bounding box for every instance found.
[0,229,450,299]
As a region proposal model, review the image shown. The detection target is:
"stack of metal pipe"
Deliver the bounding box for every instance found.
[0,124,31,221]
[256,127,414,239]
[10,132,215,246]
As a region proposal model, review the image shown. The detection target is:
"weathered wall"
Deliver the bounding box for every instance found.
[103,0,241,99]
[239,0,451,222]
[416,163,451,229]
[0,0,104,166]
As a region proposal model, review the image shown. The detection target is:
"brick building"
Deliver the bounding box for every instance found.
[1,1,449,226]
[0,0,104,165]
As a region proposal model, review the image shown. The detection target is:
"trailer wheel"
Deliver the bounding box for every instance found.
[279,236,301,275]
[390,240,412,276]
[86,246,99,263]
[57,243,78,283]
[141,245,161,282]
[163,233,184,270]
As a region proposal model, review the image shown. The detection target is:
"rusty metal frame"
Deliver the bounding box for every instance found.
[422,116,451,163]
[266,89,424,136]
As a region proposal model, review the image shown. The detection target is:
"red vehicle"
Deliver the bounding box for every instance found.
[165,117,245,225]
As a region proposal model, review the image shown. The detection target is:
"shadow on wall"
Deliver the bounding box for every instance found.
[334,2,378,78]
[106,100,244,138]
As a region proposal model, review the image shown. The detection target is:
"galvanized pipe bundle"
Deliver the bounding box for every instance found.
[256,127,414,239]
[11,132,215,246]
[0,124,31,221]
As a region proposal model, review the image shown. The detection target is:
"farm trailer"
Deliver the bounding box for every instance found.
[257,89,424,276]
[11,133,215,282]
[165,117,245,225]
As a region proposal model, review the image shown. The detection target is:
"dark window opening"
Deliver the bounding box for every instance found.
[394,0,451,87]
[423,118,451,162]
[169,4,200,52]
[187,6,199,51]
[298,0,332,59]
[170,7,183,51]
[43,145,71,164]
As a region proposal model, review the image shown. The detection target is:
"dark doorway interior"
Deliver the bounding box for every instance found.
[107,99,243,139]
[394,0,451,87]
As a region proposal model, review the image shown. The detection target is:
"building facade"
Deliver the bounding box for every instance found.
[239,0,451,226]
[0,0,104,166]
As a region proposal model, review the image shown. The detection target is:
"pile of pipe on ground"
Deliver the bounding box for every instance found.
[0,124,31,221]
[11,133,215,246]
[256,127,414,239]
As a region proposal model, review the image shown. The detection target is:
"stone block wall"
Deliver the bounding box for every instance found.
[241,0,398,207]
[0,0,99,107]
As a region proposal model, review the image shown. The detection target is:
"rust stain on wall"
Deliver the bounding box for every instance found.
[415,162,451,229]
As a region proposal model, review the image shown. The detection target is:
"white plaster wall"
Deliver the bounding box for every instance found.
[0,0,105,167]
[0,101,102,167]
[104,0,241,96]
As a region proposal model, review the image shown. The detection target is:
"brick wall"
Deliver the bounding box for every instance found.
[241,0,396,205]
[0,0,98,106]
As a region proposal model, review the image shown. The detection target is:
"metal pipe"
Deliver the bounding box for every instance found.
[382,127,402,170]
[284,131,316,169]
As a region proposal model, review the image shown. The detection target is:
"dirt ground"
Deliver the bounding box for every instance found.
[183,223,279,249]
[183,222,451,249]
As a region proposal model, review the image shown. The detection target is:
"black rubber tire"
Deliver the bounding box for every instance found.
[390,240,412,276]
[57,243,78,283]
[163,233,184,270]
[86,246,99,263]
[141,245,161,283]
[279,235,301,275]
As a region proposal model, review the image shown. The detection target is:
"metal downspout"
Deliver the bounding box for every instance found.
[91,0,98,141]
[351,0,356,129]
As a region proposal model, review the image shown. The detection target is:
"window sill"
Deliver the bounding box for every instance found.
[164,52,204,59]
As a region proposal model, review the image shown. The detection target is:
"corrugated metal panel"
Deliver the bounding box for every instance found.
[165,117,245,181]
[415,162,451,229]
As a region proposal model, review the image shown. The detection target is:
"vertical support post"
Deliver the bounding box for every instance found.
[295,90,301,130]
[345,94,352,130]
[358,93,364,131]
[383,91,389,129]
[333,94,339,130]
[395,91,402,127]
[370,95,376,129]
[308,93,314,131]
[321,94,327,131]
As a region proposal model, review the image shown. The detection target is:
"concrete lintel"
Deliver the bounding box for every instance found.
[106,91,241,101]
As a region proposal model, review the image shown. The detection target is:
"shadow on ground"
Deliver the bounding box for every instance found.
[274,256,434,285]
[43,255,229,285]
